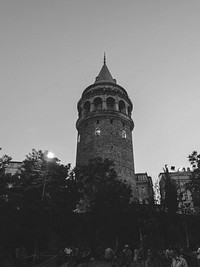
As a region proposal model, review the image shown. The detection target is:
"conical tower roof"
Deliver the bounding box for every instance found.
[95,55,116,84]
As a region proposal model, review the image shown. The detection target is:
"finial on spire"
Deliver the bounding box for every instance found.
[104,52,106,64]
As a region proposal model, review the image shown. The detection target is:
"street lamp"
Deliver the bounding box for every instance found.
[46,151,54,160]
[41,151,54,200]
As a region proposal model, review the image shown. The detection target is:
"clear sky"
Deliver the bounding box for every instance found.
[1,0,200,181]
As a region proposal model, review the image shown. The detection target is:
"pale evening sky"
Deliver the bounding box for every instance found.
[1,0,200,181]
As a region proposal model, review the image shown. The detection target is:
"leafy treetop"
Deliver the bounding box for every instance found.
[74,157,133,213]
[186,151,200,211]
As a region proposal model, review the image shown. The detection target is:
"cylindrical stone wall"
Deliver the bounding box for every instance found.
[76,81,136,194]
[76,113,135,190]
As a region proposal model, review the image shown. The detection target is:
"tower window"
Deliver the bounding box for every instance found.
[106,97,115,110]
[97,120,99,124]
[83,101,90,115]
[119,100,126,114]
[122,130,127,139]
[128,106,132,116]
[95,127,101,136]
[94,97,102,111]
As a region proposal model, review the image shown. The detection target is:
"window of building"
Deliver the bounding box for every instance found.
[128,106,131,116]
[122,130,126,139]
[119,100,126,114]
[95,127,101,136]
[106,97,115,110]
[83,101,90,115]
[94,97,102,111]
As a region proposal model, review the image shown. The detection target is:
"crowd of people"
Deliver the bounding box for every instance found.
[2,243,200,266]
[60,244,200,267]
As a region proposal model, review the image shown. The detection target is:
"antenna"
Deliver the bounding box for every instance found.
[103,52,106,64]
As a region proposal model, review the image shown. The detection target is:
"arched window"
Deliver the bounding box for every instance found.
[83,101,90,115]
[94,97,102,111]
[128,106,131,116]
[119,100,126,114]
[95,127,101,136]
[122,130,127,139]
[106,97,115,110]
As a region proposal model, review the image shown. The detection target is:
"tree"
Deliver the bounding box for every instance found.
[14,149,79,213]
[186,151,200,211]
[10,149,79,214]
[163,165,178,214]
[0,154,19,255]
[0,154,12,205]
[10,149,80,252]
[74,157,133,213]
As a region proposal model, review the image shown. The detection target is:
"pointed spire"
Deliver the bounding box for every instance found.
[95,54,116,84]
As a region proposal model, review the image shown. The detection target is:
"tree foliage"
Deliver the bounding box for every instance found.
[13,149,80,213]
[186,151,200,210]
[0,153,18,252]
[163,165,178,214]
[74,157,133,213]
[0,154,12,206]
[0,149,80,252]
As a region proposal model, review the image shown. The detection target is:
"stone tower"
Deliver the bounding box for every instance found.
[76,56,136,191]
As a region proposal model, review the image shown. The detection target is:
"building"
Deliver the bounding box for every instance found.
[76,56,136,193]
[135,173,154,204]
[159,168,195,214]
[5,161,22,175]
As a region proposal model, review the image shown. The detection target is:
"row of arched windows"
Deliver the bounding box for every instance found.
[79,97,131,117]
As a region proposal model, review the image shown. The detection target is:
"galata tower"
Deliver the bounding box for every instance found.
[76,56,136,191]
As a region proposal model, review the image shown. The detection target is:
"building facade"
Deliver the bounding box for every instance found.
[76,57,136,192]
[135,173,154,204]
[5,161,22,175]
